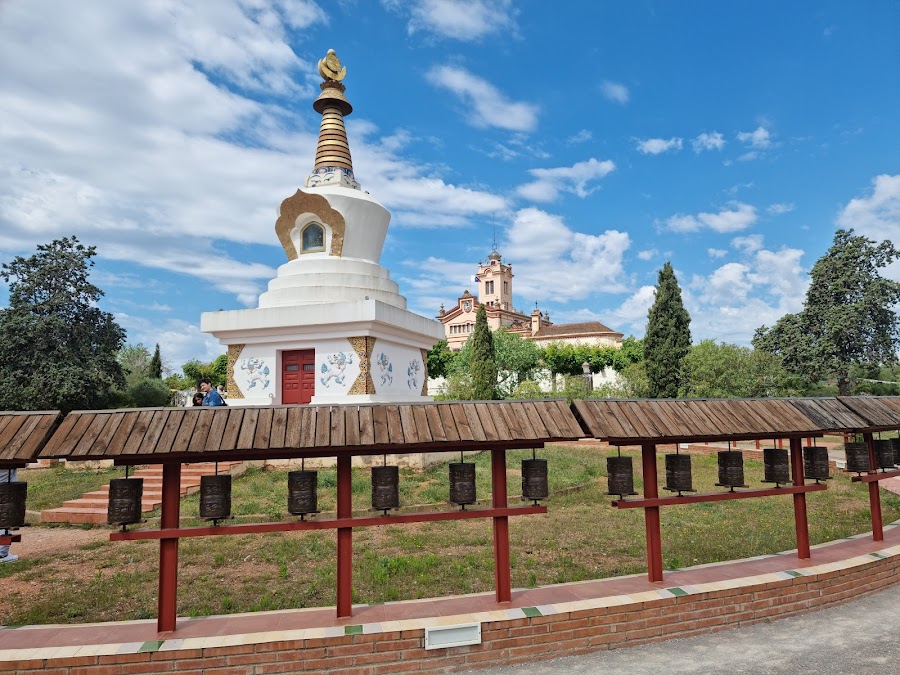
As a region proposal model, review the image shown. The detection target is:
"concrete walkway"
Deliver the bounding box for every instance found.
[476,583,900,675]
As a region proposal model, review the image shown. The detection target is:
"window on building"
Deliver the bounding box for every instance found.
[301,223,325,253]
[485,280,494,294]
[503,281,509,295]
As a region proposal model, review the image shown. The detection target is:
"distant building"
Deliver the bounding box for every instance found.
[437,250,623,351]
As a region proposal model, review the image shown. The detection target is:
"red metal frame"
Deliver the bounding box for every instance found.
[157,462,181,632]
[789,438,811,559]
[491,448,511,603]
[336,455,353,617]
[851,468,900,483]
[0,534,22,545]
[612,483,826,508]
[864,432,884,541]
[642,443,663,583]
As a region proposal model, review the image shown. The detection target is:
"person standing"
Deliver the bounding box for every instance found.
[0,469,19,563]
[199,378,227,406]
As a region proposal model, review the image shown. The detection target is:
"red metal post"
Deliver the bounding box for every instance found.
[789,438,811,559]
[157,462,181,632]
[864,432,884,541]
[642,443,663,583]
[492,448,511,603]
[336,455,353,617]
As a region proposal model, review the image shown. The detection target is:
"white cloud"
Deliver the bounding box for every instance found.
[604,285,656,334]
[567,129,593,144]
[636,137,683,155]
[708,248,727,258]
[837,174,900,242]
[767,202,795,215]
[637,249,658,261]
[516,158,615,202]
[116,313,225,374]
[601,81,630,104]
[731,234,764,253]
[425,65,538,132]
[737,126,772,149]
[692,132,726,153]
[386,0,518,41]
[663,202,758,234]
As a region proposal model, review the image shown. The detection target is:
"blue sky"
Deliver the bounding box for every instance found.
[1,1,898,373]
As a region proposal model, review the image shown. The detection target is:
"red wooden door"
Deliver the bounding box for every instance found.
[282,349,315,404]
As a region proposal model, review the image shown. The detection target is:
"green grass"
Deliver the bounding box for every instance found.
[3,445,899,625]
[17,464,122,514]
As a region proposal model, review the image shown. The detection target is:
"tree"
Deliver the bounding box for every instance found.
[180,357,226,389]
[681,340,801,399]
[492,329,542,398]
[754,229,900,395]
[118,343,151,388]
[0,237,126,412]
[149,343,163,379]
[127,378,172,407]
[426,339,455,380]
[644,262,691,398]
[470,304,497,400]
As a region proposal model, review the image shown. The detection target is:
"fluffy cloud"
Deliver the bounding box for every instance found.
[737,126,772,149]
[602,286,657,335]
[385,0,518,41]
[601,81,630,104]
[636,137,683,155]
[767,202,795,215]
[707,248,728,258]
[731,234,764,253]
[637,249,658,261]
[837,174,900,242]
[425,65,538,132]
[663,202,758,233]
[692,132,726,153]
[516,158,616,202]
[567,129,593,144]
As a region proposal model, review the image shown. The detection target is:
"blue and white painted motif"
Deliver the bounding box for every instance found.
[321,352,353,387]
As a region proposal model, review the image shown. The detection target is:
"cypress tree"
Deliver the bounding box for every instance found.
[644,261,692,398]
[470,304,497,400]
[149,343,163,379]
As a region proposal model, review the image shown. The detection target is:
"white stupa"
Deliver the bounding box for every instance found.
[201,49,443,405]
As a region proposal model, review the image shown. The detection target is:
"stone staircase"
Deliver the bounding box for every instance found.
[40,461,247,525]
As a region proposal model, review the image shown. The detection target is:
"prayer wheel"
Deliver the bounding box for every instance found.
[288,470,319,517]
[606,456,637,496]
[844,442,870,474]
[892,438,900,466]
[107,478,143,527]
[0,481,27,530]
[199,474,232,521]
[716,451,747,489]
[874,439,895,470]
[371,465,400,513]
[664,454,694,494]
[803,446,831,482]
[449,462,476,507]
[521,458,549,503]
[762,447,790,485]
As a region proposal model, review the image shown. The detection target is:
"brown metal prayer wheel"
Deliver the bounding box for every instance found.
[874,439,895,470]
[845,442,871,474]
[449,462,476,507]
[716,451,747,489]
[665,454,694,493]
[891,438,900,466]
[762,447,790,485]
[107,478,143,526]
[0,481,27,529]
[199,474,232,521]
[803,446,831,481]
[606,456,637,496]
[521,459,549,502]
[371,465,400,513]
[288,470,319,517]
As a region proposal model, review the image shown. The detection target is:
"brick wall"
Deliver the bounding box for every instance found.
[4,554,900,674]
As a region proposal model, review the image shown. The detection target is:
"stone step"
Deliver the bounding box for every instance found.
[40,507,109,525]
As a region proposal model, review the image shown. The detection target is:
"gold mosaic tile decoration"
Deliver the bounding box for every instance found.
[348,336,376,395]
[226,344,245,399]
[274,190,346,261]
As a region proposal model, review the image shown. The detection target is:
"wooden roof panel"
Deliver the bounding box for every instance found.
[0,411,61,465]
[837,396,900,428]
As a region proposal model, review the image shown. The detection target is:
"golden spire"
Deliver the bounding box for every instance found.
[307,49,357,188]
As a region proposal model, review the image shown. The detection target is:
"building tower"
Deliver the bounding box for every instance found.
[202,49,443,405]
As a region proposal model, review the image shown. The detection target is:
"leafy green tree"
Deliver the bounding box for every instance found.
[644,262,692,398]
[681,340,801,398]
[470,304,497,400]
[426,339,455,379]
[0,237,126,412]
[127,377,172,407]
[754,229,900,395]
[180,357,226,389]
[118,343,151,388]
[149,343,163,379]
[493,329,542,397]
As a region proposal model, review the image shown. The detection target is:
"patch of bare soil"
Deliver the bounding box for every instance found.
[8,526,107,558]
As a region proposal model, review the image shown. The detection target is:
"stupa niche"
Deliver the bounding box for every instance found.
[201,50,443,405]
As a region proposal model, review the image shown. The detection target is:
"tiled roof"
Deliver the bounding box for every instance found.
[531,321,622,338]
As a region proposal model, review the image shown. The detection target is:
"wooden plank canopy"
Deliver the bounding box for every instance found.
[836,396,900,431]
[38,400,585,463]
[789,397,872,432]
[572,398,826,444]
[0,411,62,469]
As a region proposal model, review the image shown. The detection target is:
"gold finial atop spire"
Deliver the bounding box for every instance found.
[307,49,359,189]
